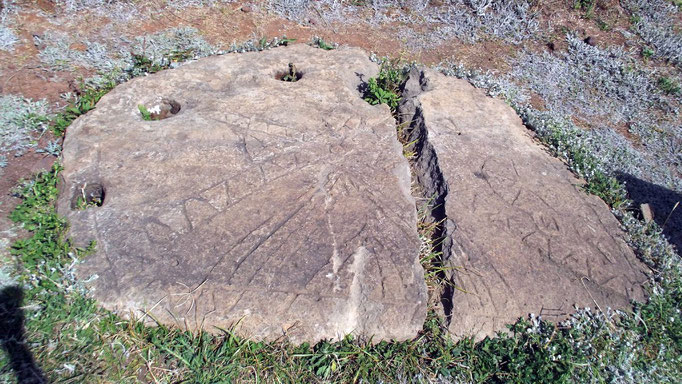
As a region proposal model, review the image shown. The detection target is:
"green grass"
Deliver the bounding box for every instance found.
[52,78,117,136]
[4,169,679,382]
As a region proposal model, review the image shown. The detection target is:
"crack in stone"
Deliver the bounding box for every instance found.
[398,68,456,324]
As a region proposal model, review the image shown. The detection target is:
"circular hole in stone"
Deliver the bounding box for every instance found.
[276,62,303,82]
[138,98,181,121]
[71,182,105,210]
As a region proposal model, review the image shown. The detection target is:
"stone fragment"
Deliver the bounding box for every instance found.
[640,203,654,223]
[399,68,648,341]
[57,45,427,343]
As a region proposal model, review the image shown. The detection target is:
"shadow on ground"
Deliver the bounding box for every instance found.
[0,286,47,383]
[618,173,682,253]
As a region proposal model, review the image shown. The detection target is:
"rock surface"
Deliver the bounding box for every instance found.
[57,45,427,343]
[400,68,649,341]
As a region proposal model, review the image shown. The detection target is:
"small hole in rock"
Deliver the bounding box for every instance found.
[138,98,181,121]
[277,62,303,82]
[71,182,105,210]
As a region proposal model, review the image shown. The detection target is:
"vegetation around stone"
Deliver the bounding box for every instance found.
[0,1,681,383]
[7,159,679,382]
[0,54,678,384]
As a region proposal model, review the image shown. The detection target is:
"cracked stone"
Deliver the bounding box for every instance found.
[57,45,427,343]
[399,68,649,341]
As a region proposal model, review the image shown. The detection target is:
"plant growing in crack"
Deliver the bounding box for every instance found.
[363,60,407,112]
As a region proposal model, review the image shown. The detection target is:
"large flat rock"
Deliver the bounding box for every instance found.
[400,69,648,340]
[57,45,427,343]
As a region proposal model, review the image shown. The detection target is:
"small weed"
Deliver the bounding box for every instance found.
[138,104,153,121]
[258,35,295,51]
[363,60,407,112]
[52,77,116,136]
[227,35,296,53]
[597,19,611,31]
[311,36,336,50]
[280,62,300,82]
[657,76,681,95]
[641,46,655,59]
[574,0,596,18]
[131,53,166,74]
[365,77,400,110]
[279,36,296,46]
[74,195,101,210]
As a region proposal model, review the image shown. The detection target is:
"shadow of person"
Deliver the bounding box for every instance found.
[0,286,47,384]
[617,172,682,254]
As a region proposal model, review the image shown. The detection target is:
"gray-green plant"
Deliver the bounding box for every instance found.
[227,35,297,53]
[623,0,682,67]
[0,0,17,51]
[505,34,681,193]
[0,95,50,155]
[268,0,539,46]
[36,140,62,157]
[0,25,17,51]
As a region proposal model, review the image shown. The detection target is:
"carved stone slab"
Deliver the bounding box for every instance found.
[400,68,648,340]
[57,45,427,343]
